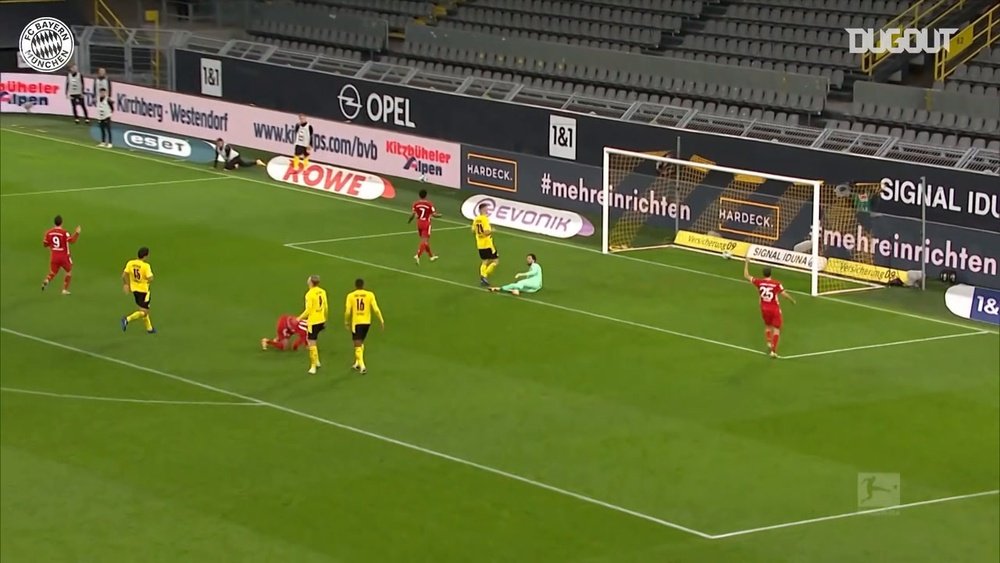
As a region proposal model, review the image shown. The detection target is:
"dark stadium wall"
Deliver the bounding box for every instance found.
[175,50,999,232]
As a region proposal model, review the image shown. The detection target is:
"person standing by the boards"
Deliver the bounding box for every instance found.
[66,64,88,124]
[96,88,113,148]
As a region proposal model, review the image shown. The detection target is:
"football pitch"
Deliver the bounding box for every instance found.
[1,116,997,562]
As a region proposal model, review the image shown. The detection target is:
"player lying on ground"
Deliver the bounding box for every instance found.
[408,189,442,264]
[261,314,308,351]
[214,138,264,170]
[490,254,542,296]
[743,257,795,358]
[42,215,81,295]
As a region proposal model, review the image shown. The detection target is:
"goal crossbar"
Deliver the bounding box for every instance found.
[602,147,825,295]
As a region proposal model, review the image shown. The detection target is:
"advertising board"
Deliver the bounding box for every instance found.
[0,72,461,189]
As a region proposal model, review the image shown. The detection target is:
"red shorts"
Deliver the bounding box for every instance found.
[417,223,432,239]
[761,307,782,328]
[50,255,72,274]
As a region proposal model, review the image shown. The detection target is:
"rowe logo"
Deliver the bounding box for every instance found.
[124,130,192,158]
[846,28,958,55]
[266,156,395,200]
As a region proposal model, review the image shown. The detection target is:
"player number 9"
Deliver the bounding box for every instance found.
[51,236,62,249]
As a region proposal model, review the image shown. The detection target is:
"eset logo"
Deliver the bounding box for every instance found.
[0,79,59,108]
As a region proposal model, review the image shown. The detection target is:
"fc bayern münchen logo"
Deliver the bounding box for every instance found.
[19,18,75,73]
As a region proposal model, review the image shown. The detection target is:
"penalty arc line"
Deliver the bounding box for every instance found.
[285,243,767,356]
[3,127,993,335]
[287,225,467,246]
[0,177,230,197]
[0,327,714,539]
[780,330,992,360]
[0,386,264,406]
[709,489,1000,539]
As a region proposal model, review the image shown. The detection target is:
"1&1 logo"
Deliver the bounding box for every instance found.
[19,18,75,73]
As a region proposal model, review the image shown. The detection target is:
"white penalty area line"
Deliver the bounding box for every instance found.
[709,489,1000,539]
[0,177,229,197]
[284,243,766,357]
[287,225,467,246]
[0,326,714,539]
[4,127,994,336]
[0,386,263,407]
[780,330,992,360]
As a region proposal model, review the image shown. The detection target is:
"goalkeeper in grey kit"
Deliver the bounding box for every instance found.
[214,138,264,170]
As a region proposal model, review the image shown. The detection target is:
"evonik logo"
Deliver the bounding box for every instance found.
[460,195,594,239]
[846,28,958,55]
[337,83,416,128]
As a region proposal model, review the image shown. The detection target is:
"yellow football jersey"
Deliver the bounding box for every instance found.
[345,289,383,329]
[300,286,329,327]
[123,259,153,293]
[472,215,495,250]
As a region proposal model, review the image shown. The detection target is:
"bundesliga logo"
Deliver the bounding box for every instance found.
[19,18,75,73]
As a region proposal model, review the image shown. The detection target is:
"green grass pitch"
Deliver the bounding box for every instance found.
[1,116,997,562]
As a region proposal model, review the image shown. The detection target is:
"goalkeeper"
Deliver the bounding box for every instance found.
[489,254,542,296]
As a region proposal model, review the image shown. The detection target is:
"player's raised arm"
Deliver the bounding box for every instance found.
[743,256,754,282]
[69,226,81,243]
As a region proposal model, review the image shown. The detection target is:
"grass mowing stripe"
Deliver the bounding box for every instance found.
[286,225,467,245]
[0,326,716,539]
[0,177,230,197]
[286,243,767,356]
[709,489,1000,539]
[3,127,994,335]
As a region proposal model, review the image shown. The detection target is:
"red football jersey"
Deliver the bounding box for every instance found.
[752,278,784,309]
[43,227,77,257]
[412,200,436,225]
[278,314,307,339]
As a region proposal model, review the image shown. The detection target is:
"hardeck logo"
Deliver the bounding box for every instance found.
[460,195,593,239]
[0,79,59,108]
[266,156,395,200]
[385,140,452,179]
[337,84,416,128]
[466,152,517,192]
[846,28,958,55]
[124,130,193,158]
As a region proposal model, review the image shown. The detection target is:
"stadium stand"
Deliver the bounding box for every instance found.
[238,0,1000,151]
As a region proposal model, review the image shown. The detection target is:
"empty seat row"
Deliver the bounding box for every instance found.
[450,9,665,45]
[951,64,1000,86]
[662,49,846,89]
[248,20,384,50]
[463,1,679,30]
[745,0,912,16]
[942,81,1000,97]
[316,0,433,17]
[827,120,999,151]
[681,35,856,68]
[972,45,1000,66]
[251,2,393,37]
[574,0,703,16]
[724,5,883,30]
[436,22,640,52]
[853,102,1000,137]
[254,35,365,61]
[403,40,825,113]
[702,20,848,49]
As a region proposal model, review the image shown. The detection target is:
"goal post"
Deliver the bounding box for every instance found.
[601,147,886,297]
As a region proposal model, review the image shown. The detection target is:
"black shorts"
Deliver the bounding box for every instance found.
[307,322,325,340]
[132,291,150,308]
[69,94,84,104]
[351,324,370,342]
[293,145,309,157]
[478,247,499,260]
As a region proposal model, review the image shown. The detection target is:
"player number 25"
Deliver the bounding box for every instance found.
[759,286,774,301]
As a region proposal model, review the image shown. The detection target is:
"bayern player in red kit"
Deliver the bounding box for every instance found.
[261,314,308,351]
[41,215,81,295]
[408,189,442,264]
[744,257,795,358]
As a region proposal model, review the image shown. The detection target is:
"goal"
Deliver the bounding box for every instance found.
[601,147,885,296]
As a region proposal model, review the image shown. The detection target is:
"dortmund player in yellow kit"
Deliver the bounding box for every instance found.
[299,275,329,374]
[345,278,384,375]
[120,246,155,334]
[472,203,499,286]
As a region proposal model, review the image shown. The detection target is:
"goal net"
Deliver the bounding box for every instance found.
[601,147,886,296]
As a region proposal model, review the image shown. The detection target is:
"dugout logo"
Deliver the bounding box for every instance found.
[18,18,75,73]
